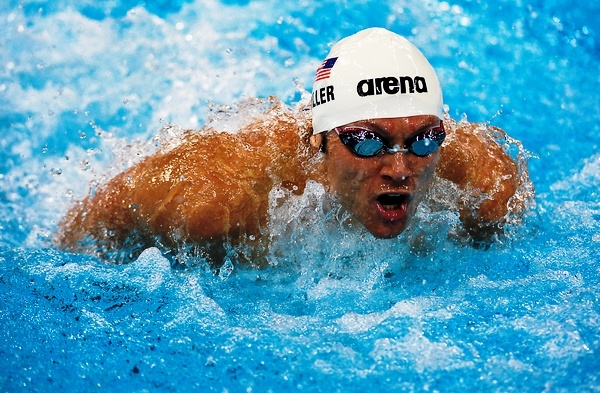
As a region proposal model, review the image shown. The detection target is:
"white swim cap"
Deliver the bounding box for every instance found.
[311,28,444,134]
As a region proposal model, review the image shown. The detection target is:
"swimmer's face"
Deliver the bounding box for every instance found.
[320,115,442,238]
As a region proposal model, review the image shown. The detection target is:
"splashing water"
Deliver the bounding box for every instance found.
[1,0,599,391]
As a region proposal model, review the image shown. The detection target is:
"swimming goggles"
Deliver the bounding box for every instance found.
[334,121,446,158]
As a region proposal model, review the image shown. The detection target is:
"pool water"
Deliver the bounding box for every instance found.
[1,0,599,391]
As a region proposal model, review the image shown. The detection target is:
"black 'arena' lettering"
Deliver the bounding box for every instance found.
[357,76,428,97]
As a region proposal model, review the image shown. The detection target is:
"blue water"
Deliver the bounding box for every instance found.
[1,0,599,391]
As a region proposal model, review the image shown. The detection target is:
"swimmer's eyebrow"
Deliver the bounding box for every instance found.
[353,118,441,139]
[348,120,389,134]
[346,122,393,141]
[416,119,443,132]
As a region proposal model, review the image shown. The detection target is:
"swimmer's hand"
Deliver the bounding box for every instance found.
[435,119,533,245]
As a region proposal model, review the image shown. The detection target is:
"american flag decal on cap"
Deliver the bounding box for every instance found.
[314,57,338,82]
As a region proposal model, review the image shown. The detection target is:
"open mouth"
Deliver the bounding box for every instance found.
[377,193,409,210]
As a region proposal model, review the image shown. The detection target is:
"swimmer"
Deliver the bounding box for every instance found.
[55,28,533,264]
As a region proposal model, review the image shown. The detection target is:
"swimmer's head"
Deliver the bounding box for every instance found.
[311,28,443,134]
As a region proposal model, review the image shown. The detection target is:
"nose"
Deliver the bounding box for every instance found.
[380,152,412,184]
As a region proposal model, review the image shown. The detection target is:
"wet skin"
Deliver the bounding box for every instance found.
[317,115,441,239]
[57,104,531,262]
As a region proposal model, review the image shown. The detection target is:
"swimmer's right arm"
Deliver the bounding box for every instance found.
[56,110,312,258]
[55,147,219,254]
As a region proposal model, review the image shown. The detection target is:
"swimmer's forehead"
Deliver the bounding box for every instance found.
[341,115,441,129]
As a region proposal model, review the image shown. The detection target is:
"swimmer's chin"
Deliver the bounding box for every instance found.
[357,220,410,239]
[369,228,408,239]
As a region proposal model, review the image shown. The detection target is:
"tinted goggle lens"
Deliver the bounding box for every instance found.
[335,122,445,158]
[337,131,384,156]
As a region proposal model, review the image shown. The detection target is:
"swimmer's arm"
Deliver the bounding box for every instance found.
[55,159,177,253]
[435,120,529,242]
[57,141,266,252]
[57,114,311,256]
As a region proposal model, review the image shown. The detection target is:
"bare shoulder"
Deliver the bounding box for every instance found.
[435,119,534,242]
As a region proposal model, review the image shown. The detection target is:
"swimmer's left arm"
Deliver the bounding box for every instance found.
[435,119,532,242]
